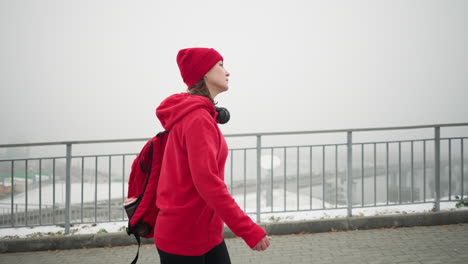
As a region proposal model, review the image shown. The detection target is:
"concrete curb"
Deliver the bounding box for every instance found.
[1,210,467,253]
[260,210,468,236]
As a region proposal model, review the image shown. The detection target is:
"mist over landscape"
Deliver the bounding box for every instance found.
[1,0,467,148]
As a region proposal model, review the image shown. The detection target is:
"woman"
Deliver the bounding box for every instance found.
[155,47,271,264]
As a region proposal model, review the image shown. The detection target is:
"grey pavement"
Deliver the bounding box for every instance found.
[1,223,468,264]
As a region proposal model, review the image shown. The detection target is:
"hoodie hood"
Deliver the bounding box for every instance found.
[156,93,217,131]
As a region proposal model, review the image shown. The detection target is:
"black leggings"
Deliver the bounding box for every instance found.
[157,240,231,264]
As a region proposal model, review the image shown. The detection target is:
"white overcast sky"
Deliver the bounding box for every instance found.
[0,0,467,144]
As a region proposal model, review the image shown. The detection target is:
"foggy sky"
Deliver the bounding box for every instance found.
[0,0,467,145]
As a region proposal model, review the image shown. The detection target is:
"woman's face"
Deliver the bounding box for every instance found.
[204,60,230,98]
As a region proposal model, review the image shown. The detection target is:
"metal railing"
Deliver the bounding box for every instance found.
[0,123,467,234]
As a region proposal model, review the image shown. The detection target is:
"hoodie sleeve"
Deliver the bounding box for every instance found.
[184,110,266,248]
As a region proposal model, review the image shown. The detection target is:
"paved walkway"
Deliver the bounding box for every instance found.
[1,223,467,264]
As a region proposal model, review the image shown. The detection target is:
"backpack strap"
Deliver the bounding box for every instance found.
[157,131,169,137]
[130,235,141,264]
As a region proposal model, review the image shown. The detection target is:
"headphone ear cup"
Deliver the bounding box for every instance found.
[215,107,230,124]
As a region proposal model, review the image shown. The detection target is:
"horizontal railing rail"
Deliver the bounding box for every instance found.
[1,123,467,148]
[0,123,466,234]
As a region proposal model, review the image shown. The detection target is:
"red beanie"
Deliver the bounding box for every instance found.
[176,47,224,87]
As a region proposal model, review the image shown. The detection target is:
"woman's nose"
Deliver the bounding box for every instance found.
[225,70,230,76]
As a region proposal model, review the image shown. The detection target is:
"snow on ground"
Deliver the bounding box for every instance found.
[0,201,466,239]
[259,201,467,223]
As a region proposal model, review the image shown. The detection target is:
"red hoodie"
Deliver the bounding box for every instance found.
[154,93,266,256]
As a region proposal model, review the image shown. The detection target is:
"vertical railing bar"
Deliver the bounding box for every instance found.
[386,142,389,205]
[53,158,56,225]
[95,157,98,223]
[449,139,452,200]
[15,204,18,226]
[398,142,401,204]
[81,157,84,224]
[335,144,338,208]
[256,135,261,223]
[423,140,426,202]
[322,145,325,209]
[10,161,14,227]
[65,144,72,234]
[271,148,274,212]
[411,141,414,203]
[297,147,300,211]
[310,146,313,210]
[108,156,111,222]
[243,149,247,211]
[374,143,377,206]
[361,144,364,207]
[284,147,287,211]
[347,131,353,217]
[122,155,126,220]
[39,159,42,226]
[25,160,28,227]
[461,139,464,200]
[434,127,441,212]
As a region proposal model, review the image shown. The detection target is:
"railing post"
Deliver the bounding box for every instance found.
[65,143,72,234]
[256,135,262,223]
[347,131,353,217]
[434,127,440,212]
[10,161,14,227]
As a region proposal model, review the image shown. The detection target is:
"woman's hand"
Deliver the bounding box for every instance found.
[253,235,272,251]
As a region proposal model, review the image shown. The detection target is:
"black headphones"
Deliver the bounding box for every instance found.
[215,107,230,124]
[186,91,230,124]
